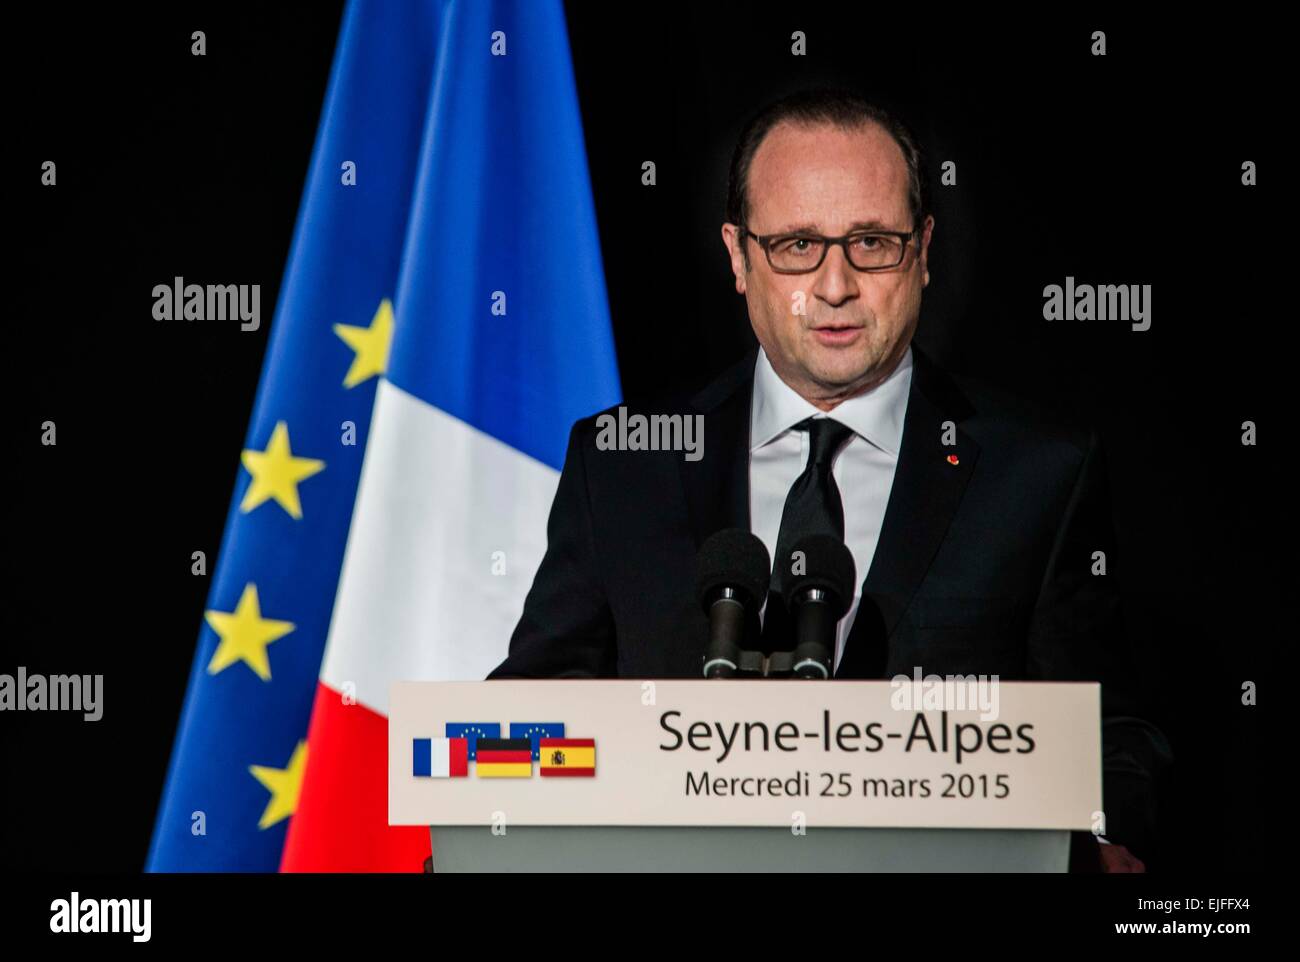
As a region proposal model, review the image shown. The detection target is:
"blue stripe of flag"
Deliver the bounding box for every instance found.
[412,738,432,777]
[385,0,621,470]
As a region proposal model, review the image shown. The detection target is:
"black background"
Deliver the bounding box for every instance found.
[6,3,1275,873]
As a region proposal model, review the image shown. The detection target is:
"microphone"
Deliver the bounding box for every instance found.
[696,529,771,679]
[780,534,856,680]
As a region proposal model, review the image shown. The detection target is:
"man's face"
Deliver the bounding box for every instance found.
[722,120,934,407]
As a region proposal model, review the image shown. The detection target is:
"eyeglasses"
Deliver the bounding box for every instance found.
[740,225,918,274]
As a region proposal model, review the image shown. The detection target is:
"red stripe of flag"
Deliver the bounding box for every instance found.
[539,738,595,748]
[445,737,469,777]
[281,681,430,872]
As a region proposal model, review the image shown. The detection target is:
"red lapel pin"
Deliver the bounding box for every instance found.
[946,454,960,465]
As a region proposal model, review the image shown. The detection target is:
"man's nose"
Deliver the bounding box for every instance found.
[811,242,859,306]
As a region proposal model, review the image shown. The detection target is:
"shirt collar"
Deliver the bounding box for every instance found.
[750,342,913,456]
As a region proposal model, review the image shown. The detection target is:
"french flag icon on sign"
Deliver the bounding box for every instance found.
[412,737,469,778]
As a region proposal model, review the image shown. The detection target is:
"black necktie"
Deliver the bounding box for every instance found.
[761,416,856,651]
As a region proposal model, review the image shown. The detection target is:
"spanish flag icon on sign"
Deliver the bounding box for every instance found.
[539,738,596,777]
[475,738,533,777]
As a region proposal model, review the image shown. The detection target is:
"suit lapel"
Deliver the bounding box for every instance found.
[679,348,756,546]
[836,342,981,678]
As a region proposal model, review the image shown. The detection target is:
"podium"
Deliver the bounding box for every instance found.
[391,679,1100,873]
[429,826,1071,872]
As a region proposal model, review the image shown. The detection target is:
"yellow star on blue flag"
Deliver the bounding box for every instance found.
[249,740,308,830]
[239,421,325,519]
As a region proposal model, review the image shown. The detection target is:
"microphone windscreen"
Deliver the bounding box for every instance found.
[779,533,856,616]
[696,528,771,610]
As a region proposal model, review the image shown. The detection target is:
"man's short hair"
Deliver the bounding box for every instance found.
[725,88,929,269]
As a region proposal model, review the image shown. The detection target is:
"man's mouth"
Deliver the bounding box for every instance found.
[810,323,864,345]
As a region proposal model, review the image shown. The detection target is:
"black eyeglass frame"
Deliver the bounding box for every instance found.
[740,225,919,274]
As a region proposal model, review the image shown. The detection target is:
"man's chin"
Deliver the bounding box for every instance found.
[803,350,876,391]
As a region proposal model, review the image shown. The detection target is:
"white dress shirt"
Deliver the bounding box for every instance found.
[749,343,914,673]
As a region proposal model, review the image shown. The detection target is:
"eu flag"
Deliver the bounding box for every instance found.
[510,722,566,760]
[148,0,620,871]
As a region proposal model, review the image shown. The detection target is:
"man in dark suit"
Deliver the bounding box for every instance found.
[488,88,1171,872]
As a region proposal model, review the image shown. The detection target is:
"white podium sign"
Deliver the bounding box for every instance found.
[388,680,1101,830]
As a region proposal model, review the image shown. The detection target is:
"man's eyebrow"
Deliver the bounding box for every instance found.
[771,219,896,234]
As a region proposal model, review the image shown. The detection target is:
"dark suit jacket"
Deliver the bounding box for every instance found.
[488,341,1172,859]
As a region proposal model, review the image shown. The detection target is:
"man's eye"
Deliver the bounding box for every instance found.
[852,235,882,249]
[775,237,818,254]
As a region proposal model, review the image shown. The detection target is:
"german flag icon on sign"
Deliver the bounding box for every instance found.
[540,738,596,777]
[475,738,533,777]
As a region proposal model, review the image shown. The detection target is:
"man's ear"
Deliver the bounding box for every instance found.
[721,223,747,294]
[918,214,935,289]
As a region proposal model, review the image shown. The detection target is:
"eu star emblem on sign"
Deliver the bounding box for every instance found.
[509,722,565,760]
[445,723,501,761]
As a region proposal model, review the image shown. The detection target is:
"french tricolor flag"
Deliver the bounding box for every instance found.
[278,0,620,871]
[412,738,469,778]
